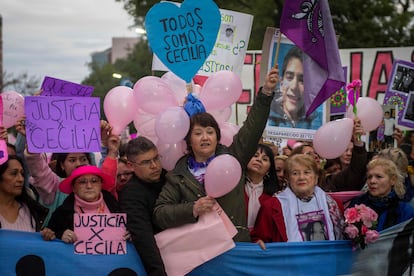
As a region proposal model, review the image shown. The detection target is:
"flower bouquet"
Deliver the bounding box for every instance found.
[344,204,380,250]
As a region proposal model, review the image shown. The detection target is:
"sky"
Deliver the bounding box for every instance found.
[2,0,138,86]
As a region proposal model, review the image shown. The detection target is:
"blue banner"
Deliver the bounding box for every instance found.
[0,229,354,276]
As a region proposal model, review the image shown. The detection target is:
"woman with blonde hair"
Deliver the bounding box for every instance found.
[375,147,414,204]
[348,158,414,231]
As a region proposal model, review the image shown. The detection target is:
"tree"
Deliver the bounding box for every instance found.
[82,40,152,121]
[115,0,414,49]
[1,71,40,96]
[330,0,414,48]
[116,0,281,50]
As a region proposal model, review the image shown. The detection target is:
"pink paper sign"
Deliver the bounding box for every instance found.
[155,204,236,276]
[73,213,127,255]
[41,76,94,97]
[0,97,8,165]
[24,96,101,153]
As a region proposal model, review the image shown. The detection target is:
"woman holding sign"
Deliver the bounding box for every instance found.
[42,165,125,243]
[15,118,113,225]
[153,68,279,242]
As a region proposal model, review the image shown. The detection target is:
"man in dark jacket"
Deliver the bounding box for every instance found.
[118,136,167,276]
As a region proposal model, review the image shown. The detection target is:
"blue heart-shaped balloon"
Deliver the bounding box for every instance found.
[145,0,221,83]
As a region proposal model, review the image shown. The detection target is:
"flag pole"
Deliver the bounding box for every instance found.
[273,29,282,69]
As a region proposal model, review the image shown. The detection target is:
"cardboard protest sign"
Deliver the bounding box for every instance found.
[261,27,327,141]
[41,76,94,97]
[152,7,253,78]
[74,213,127,255]
[145,0,221,82]
[24,96,101,153]
[1,91,25,129]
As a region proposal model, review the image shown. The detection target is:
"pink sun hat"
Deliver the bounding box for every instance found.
[59,165,115,194]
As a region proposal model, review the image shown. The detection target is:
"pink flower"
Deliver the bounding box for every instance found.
[361,225,368,235]
[344,204,379,250]
[346,79,361,106]
[365,230,380,244]
[360,209,378,228]
[344,207,360,223]
[346,79,362,92]
[344,224,359,239]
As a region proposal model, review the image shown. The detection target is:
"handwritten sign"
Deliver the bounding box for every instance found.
[24,96,101,153]
[145,0,221,82]
[152,8,253,79]
[74,213,127,255]
[1,91,25,129]
[41,76,94,97]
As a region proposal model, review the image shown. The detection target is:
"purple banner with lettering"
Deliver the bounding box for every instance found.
[24,96,101,153]
[41,76,94,97]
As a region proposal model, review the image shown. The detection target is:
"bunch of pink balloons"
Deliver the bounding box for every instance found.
[313,96,383,159]
[345,97,383,132]
[198,71,242,146]
[103,70,243,171]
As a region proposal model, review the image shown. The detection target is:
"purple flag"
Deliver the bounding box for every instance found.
[280,0,345,116]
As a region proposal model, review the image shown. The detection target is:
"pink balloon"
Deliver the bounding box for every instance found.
[313,118,354,159]
[133,76,179,115]
[209,106,232,123]
[199,71,242,111]
[157,141,186,171]
[205,154,242,198]
[1,91,25,129]
[161,72,188,105]
[133,109,157,139]
[219,122,240,147]
[346,97,383,132]
[104,86,136,135]
[155,107,190,144]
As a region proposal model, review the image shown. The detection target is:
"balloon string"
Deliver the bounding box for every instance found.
[353,90,358,116]
[186,83,192,94]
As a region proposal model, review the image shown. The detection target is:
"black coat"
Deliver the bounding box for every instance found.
[47,190,119,239]
[118,171,167,276]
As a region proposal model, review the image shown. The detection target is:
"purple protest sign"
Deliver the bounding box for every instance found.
[41,76,94,97]
[24,96,101,153]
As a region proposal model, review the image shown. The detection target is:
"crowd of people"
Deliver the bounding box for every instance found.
[2,67,414,276]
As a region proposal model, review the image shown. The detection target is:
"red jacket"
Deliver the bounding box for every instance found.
[251,195,343,242]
